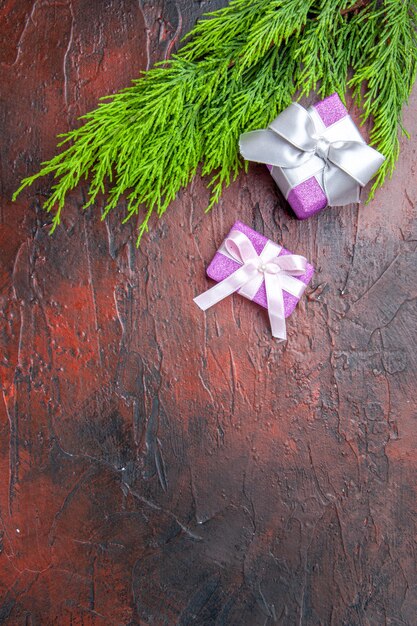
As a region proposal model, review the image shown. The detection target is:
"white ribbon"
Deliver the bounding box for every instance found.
[194,230,308,341]
[239,103,385,206]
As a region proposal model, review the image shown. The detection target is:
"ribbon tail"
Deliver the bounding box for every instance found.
[322,162,361,206]
[194,264,258,311]
[323,140,385,206]
[264,273,287,342]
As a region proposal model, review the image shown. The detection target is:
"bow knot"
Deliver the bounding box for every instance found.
[239,101,385,208]
[194,229,308,341]
[315,136,331,161]
[258,260,280,275]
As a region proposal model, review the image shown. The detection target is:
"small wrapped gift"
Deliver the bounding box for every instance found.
[239,93,385,219]
[194,221,314,341]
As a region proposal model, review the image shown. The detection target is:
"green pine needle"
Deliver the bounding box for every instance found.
[13,0,417,245]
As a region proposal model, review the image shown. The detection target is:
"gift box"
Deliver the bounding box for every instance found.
[194,221,314,341]
[239,93,385,219]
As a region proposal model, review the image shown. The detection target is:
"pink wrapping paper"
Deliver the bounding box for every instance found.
[206,221,314,317]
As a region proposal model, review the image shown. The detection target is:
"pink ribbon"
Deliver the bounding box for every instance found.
[194,230,308,341]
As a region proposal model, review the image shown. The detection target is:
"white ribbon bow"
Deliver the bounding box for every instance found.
[194,230,308,341]
[239,103,385,206]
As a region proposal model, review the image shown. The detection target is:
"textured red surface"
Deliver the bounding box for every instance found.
[1,1,417,624]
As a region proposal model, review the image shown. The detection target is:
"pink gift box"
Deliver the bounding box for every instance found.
[206,221,314,317]
[267,93,366,219]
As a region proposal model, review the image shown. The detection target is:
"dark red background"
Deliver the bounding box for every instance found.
[1,1,417,624]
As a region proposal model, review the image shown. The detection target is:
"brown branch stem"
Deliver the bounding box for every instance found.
[341,0,372,16]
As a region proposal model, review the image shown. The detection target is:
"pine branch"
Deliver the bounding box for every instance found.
[13,0,417,244]
[349,0,417,196]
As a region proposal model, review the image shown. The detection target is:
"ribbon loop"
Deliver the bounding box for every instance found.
[225,228,258,264]
[194,230,308,341]
[239,101,385,207]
